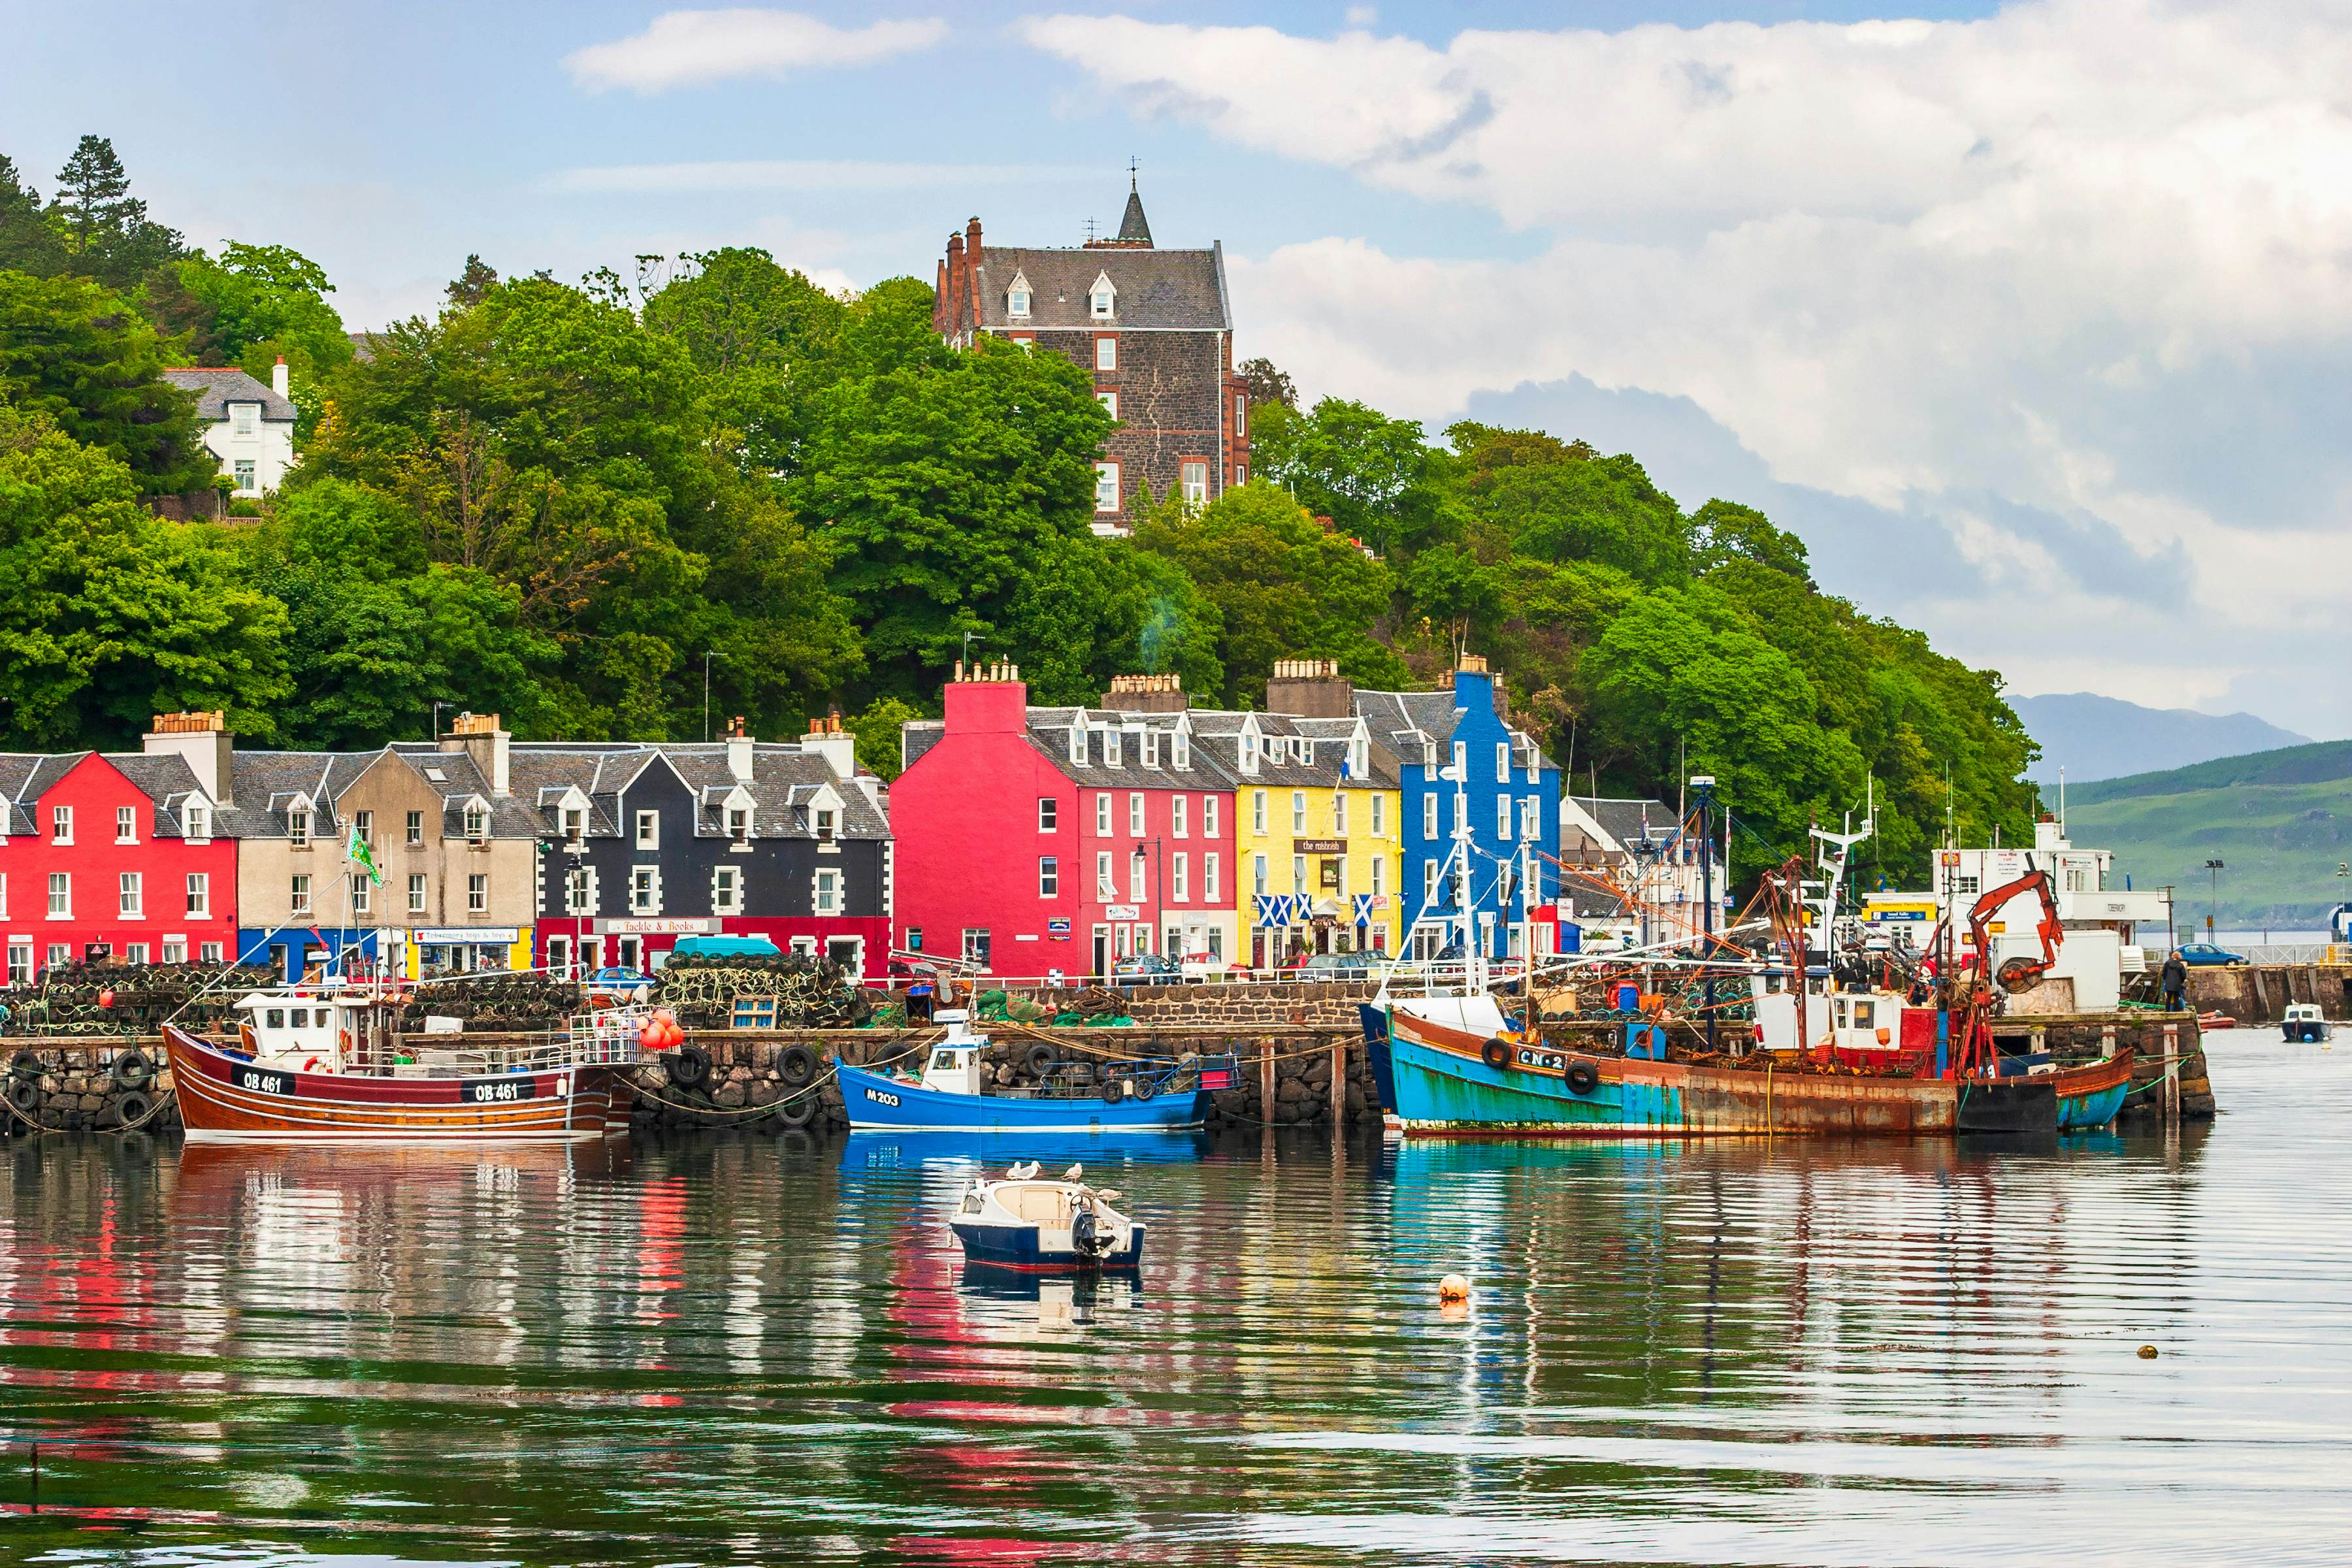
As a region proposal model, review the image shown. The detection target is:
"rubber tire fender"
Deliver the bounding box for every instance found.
[6,1077,39,1113]
[1024,1042,1058,1078]
[1130,1075,1158,1102]
[1480,1037,1511,1071]
[112,1049,155,1090]
[776,1094,818,1129]
[1563,1058,1601,1096]
[9,1049,41,1079]
[670,1043,712,1090]
[777,1043,819,1087]
[1100,1078,1127,1104]
[115,1090,153,1127]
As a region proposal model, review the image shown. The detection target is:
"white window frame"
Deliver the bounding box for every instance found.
[1171,796,1188,839]
[1235,393,1247,437]
[351,874,372,915]
[408,872,428,915]
[727,806,751,843]
[289,874,312,917]
[1203,796,1218,838]
[465,804,488,842]
[1129,850,1146,903]
[1009,284,1031,319]
[1143,730,1159,768]
[1096,793,1113,836]
[1292,855,1307,895]
[1098,389,1118,420]
[200,941,223,964]
[1128,792,1145,836]
[1371,856,1386,896]
[161,939,185,964]
[1292,792,1307,833]
[288,808,310,847]
[1522,798,1539,840]
[406,809,425,846]
[1424,860,1440,904]
[1096,851,1115,898]
[1039,856,1059,898]
[1252,789,1266,834]
[1094,334,1117,370]
[1172,852,1189,903]
[814,867,841,915]
[1038,797,1058,832]
[1333,793,1348,835]
[52,805,72,845]
[1423,794,1438,840]
[712,864,742,915]
[7,940,30,986]
[354,809,372,845]
[1205,852,1220,903]
[1180,460,1209,506]
[116,805,137,843]
[186,872,209,917]
[1372,794,1386,836]
[635,809,659,849]
[467,873,488,915]
[1094,461,1120,513]
[119,872,143,918]
[1498,796,1513,840]
[1240,732,1258,774]
[630,866,661,914]
[1173,730,1190,770]
[1497,742,1511,783]
[231,401,259,436]
[184,804,210,842]
[564,866,595,916]
[1253,854,1267,897]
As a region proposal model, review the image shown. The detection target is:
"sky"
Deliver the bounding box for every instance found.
[8,0,2350,738]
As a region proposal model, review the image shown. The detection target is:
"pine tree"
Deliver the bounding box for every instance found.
[0,153,67,276]
[47,135,182,290]
[446,253,498,310]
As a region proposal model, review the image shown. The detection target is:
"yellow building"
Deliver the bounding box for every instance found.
[1191,697,1403,970]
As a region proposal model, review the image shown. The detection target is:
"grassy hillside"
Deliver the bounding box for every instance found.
[2060,741,2352,928]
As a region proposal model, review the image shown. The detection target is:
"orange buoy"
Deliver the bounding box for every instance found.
[1438,1273,1472,1303]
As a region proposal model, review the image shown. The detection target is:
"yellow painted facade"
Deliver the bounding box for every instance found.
[1237,780,1404,966]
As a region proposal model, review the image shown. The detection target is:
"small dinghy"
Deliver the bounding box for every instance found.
[951,1162,1144,1271]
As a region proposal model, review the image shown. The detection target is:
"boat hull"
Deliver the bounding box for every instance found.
[1954,1075,2056,1135]
[1376,1004,1957,1138]
[2051,1049,2135,1131]
[951,1218,1147,1271]
[837,1058,1207,1132]
[162,1024,628,1144]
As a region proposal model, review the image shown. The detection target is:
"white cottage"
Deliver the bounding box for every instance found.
[160,361,298,497]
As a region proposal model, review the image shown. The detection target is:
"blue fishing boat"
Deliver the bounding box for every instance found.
[2050,1049,2136,1130]
[836,1012,1237,1133]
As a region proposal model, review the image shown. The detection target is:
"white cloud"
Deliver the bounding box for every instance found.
[1024,2,2352,734]
[549,159,1098,194]
[565,8,948,93]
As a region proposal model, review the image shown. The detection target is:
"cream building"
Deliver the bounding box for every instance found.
[160,363,298,497]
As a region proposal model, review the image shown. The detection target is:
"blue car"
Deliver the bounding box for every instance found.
[2173,943,2246,966]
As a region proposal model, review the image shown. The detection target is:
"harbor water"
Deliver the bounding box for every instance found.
[1,1035,2345,1565]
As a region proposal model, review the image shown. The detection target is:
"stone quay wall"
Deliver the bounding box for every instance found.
[2188,964,2352,1026]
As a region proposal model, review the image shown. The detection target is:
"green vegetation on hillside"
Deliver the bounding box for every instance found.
[2060,742,2352,927]
[0,137,2042,887]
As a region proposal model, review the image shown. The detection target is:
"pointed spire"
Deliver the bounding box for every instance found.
[1117,158,1152,247]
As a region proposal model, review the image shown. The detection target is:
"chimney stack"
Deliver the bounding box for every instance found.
[800,711,855,779]
[1264,658,1353,719]
[442,710,511,796]
[1101,672,1188,713]
[726,716,756,783]
[143,710,234,805]
[272,355,289,400]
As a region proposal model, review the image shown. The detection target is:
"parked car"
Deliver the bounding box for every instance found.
[585,966,653,1000]
[2173,942,2247,967]
[1297,951,1383,980]
[1110,953,1183,986]
[1177,951,1232,982]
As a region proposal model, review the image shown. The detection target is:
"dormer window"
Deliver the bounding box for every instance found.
[288,808,310,847]
[1007,272,1032,319]
[231,402,258,436]
[1143,730,1159,768]
[727,806,750,843]
[185,804,210,841]
[465,804,487,842]
[563,807,583,843]
[1173,730,1190,770]
[815,808,836,840]
[1089,270,1116,319]
[1068,723,1086,766]
[1239,732,1258,774]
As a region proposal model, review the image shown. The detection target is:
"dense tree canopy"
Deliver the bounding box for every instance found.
[0,136,2038,885]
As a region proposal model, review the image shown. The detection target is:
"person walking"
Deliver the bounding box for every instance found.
[2160,949,2189,1012]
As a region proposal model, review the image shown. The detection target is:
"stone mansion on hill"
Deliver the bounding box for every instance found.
[934,178,1252,534]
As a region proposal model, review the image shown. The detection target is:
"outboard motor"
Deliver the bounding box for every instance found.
[1071,1207,1112,1258]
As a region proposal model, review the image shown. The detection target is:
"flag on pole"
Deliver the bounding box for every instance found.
[346,823,382,885]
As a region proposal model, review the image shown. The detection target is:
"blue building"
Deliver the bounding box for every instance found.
[1349,659,1561,961]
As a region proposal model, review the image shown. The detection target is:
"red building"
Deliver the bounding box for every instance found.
[0,751,240,986]
[894,666,1237,981]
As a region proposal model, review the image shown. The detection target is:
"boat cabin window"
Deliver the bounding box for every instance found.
[266,1008,286,1028]
[1852,1001,1873,1028]
[930,1049,966,1071]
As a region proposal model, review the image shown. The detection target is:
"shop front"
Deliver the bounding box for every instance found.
[404,926,531,979]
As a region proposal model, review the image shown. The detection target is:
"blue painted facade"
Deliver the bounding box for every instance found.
[1383,668,1561,960]
[234,926,381,981]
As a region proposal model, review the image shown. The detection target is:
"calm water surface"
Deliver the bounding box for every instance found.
[1,1035,2347,1565]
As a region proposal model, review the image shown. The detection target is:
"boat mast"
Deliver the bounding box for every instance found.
[1454,753,1482,994]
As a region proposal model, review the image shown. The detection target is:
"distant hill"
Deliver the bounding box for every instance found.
[2060,740,2352,929]
[2015,693,2309,785]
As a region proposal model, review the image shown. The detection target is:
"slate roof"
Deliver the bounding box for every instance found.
[1021,707,1237,791]
[160,367,296,422]
[1185,709,1397,791]
[1351,687,1559,776]
[900,722,946,776]
[503,742,887,841]
[1566,796,1681,856]
[0,753,73,838]
[974,244,1230,332]
[104,753,208,836]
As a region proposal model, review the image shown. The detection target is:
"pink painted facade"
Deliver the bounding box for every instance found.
[1,753,240,985]
[892,671,1236,981]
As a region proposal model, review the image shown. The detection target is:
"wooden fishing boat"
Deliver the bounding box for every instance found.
[160,987,640,1144]
[2050,1048,2136,1131]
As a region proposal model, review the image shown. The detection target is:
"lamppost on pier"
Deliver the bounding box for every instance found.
[2204,858,2225,942]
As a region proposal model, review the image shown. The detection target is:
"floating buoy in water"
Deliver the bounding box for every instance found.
[1439,1273,1472,1302]
[2137,1345,2159,1360]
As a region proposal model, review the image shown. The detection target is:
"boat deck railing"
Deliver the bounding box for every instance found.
[1009,1052,1241,1102]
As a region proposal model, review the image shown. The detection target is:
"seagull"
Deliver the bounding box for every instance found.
[1064,1162,1084,1183]
[1007,1160,1039,1180]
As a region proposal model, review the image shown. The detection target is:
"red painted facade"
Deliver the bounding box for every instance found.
[892,674,1233,981]
[1,754,239,985]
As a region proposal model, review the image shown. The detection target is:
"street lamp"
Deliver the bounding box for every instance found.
[2204,858,2225,942]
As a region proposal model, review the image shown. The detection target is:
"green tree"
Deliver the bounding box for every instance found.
[644,246,848,479]
[846,695,923,781]
[0,270,215,493]
[446,253,497,310]
[0,155,68,276]
[1135,481,1406,706]
[1237,355,1296,410]
[0,408,286,747]
[235,479,554,748]
[1255,397,1441,556]
[1004,532,1224,706]
[48,135,183,290]
[1402,542,1506,663]
[797,331,1111,699]
[1692,498,1812,583]
[1447,423,1691,585]
[175,241,353,436]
